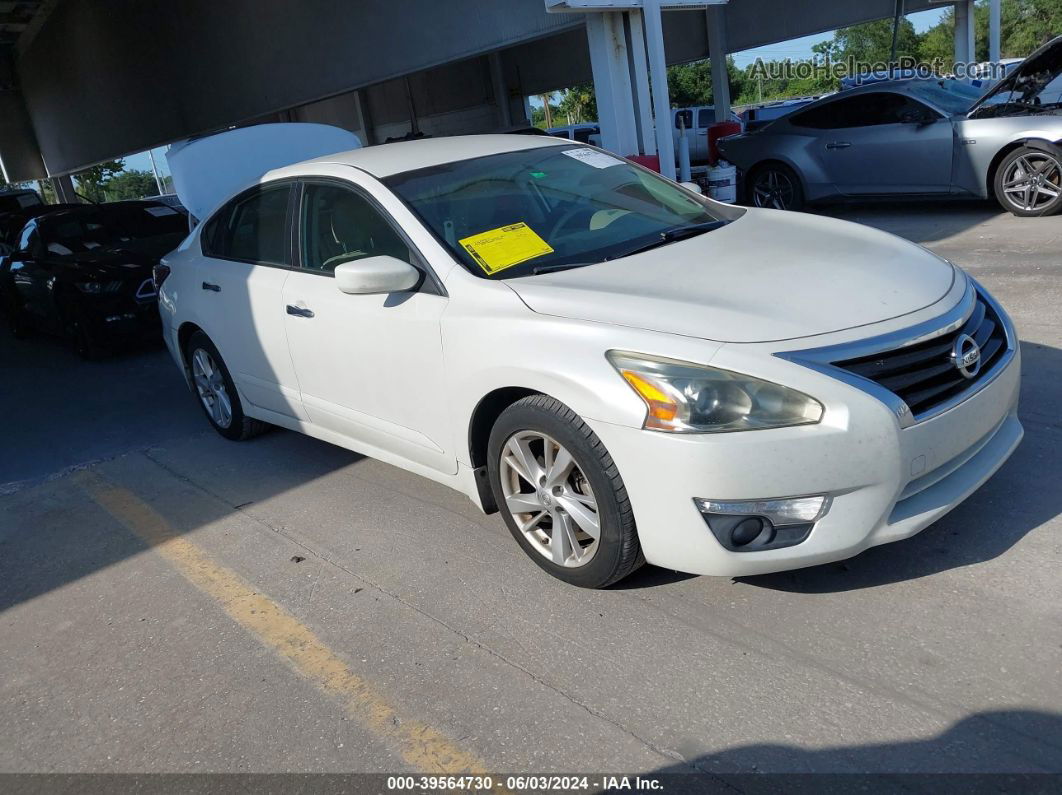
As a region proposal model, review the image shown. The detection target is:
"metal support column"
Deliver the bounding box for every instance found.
[953,0,975,67]
[50,174,77,203]
[989,0,1001,65]
[642,0,676,179]
[586,11,640,155]
[706,5,731,124]
[489,52,512,129]
[626,10,656,156]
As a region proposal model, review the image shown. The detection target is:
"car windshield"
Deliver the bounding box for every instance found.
[907,81,979,115]
[383,145,733,280]
[40,205,188,255]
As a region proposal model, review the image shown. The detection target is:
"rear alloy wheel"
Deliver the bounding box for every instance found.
[994,146,1062,217]
[185,330,269,441]
[748,163,805,212]
[488,395,643,588]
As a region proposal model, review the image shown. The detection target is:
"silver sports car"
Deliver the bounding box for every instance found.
[719,35,1062,217]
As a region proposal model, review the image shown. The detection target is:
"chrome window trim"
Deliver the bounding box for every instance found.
[776,278,1017,429]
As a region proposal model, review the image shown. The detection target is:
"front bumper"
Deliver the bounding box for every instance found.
[587,345,1022,578]
[83,298,161,342]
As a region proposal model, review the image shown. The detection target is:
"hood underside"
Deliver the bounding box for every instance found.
[505,210,956,344]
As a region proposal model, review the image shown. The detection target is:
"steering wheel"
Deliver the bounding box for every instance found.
[547,205,594,240]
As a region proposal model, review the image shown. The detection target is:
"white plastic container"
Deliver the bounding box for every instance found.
[707,161,737,204]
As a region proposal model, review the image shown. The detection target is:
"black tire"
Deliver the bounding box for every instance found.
[745,162,805,212]
[70,312,103,360]
[487,394,643,588]
[184,330,270,441]
[993,145,1062,218]
[3,292,29,340]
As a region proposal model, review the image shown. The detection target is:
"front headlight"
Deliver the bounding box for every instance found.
[607,351,823,433]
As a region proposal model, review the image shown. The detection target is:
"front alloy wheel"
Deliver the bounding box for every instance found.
[500,431,600,568]
[488,395,643,588]
[995,146,1062,217]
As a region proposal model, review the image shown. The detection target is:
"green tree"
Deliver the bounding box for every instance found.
[831,17,922,64]
[557,84,597,123]
[104,169,159,201]
[530,102,561,129]
[666,57,748,108]
[73,160,123,203]
[919,0,1062,67]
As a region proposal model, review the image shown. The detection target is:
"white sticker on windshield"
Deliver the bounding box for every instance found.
[560,147,623,169]
[145,206,179,216]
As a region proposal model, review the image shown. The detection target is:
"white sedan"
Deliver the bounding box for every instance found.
[156,135,1022,588]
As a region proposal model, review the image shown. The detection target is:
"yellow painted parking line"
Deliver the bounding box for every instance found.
[75,468,490,776]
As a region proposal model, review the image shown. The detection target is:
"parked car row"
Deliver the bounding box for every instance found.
[0,198,188,357]
[720,35,1062,217]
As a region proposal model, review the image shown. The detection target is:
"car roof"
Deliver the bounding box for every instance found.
[277,134,571,180]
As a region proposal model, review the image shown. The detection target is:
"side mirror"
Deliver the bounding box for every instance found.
[680,181,704,195]
[334,255,420,295]
[900,110,934,126]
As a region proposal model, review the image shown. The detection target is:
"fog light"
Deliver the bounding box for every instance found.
[730,517,766,547]
[694,495,831,526]
[695,495,830,553]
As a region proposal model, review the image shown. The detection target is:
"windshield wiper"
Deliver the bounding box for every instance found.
[604,220,728,261]
[529,262,594,275]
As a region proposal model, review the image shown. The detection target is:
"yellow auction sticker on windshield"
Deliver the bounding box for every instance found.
[459,222,554,275]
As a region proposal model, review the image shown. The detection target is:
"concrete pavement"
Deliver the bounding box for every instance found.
[1,201,1060,775]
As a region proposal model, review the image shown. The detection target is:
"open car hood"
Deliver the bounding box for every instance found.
[166,123,362,221]
[969,35,1062,117]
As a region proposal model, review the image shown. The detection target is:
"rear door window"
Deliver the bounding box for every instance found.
[202,184,292,265]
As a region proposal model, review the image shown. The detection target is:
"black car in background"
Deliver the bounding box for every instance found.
[0,202,82,256]
[0,188,43,214]
[0,201,188,358]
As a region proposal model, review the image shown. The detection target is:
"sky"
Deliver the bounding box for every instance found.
[730,7,948,67]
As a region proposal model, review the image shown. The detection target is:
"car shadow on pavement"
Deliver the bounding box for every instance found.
[739,339,1061,594]
[817,199,1006,245]
[641,710,1062,778]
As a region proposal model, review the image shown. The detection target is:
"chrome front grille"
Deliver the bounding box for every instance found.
[833,290,1008,418]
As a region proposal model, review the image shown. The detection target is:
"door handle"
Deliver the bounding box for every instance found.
[826,142,852,150]
[286,304,314,318]
[201,282,220,292]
